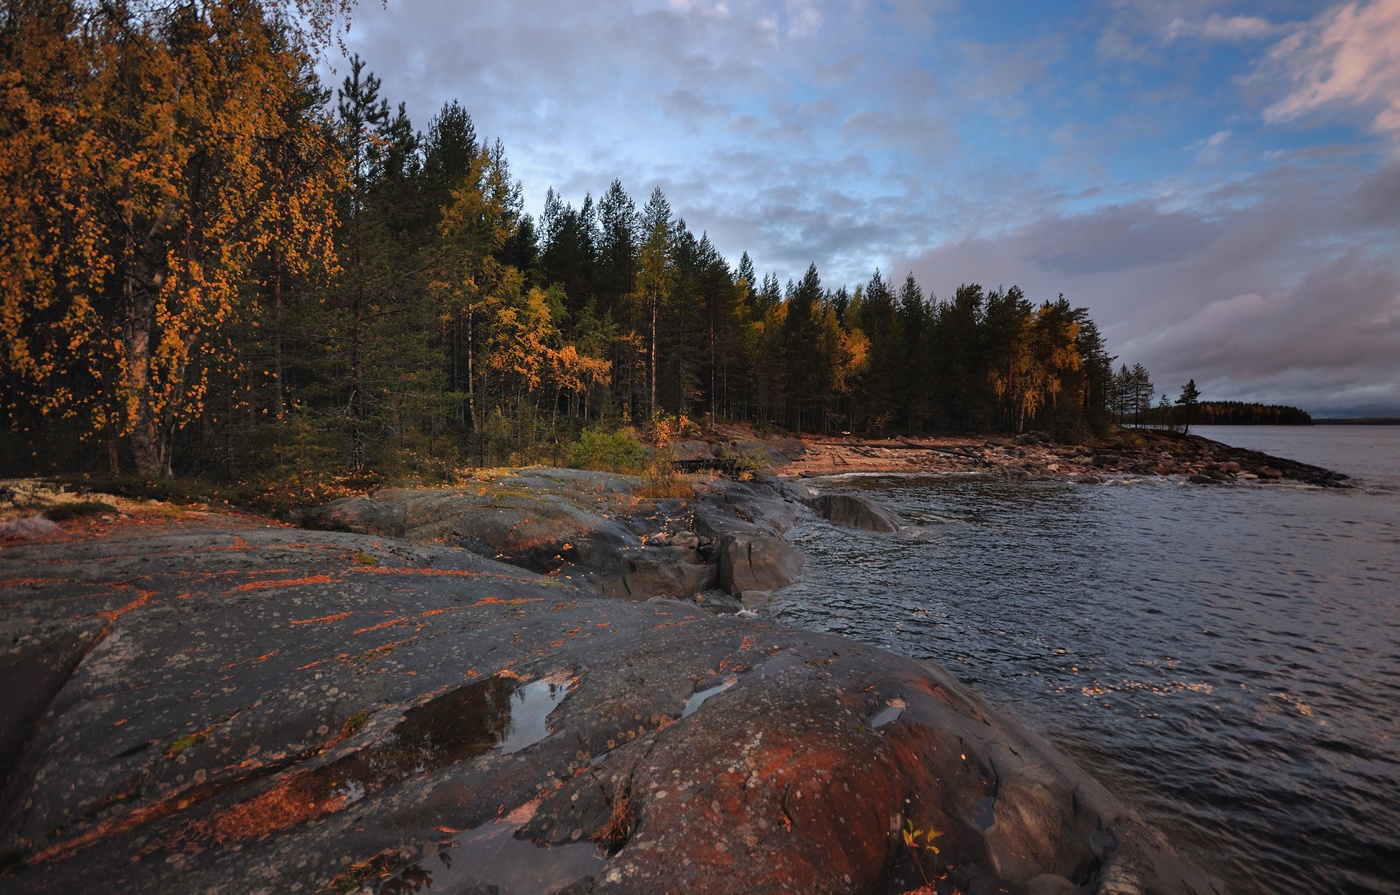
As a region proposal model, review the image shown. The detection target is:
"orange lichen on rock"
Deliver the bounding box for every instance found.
[235,574,336,592]
[351,616,410,635]
[96,589,155,622]
[288,611,353,626]
[203,772,345,844]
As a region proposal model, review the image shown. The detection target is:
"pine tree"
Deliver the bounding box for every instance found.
[596,179,638,320]
[635,187,672,417]
[1175,379,1201,433]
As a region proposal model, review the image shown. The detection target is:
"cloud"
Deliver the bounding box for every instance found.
[332,0,1400,415]
[786,2,824,38]
[1259,0,1400,145]
[1187,129,1232,161]
[894,161,1400,416]
[1164,13,1281,43]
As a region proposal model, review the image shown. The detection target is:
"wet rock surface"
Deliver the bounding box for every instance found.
[0,512,1220,895]
[805,492,902,532]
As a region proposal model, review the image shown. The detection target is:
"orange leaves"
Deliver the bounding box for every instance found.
[0,1,341,473]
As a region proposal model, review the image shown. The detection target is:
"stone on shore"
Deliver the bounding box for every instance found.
[780,429,1348,488]
[805,492,901,532]
[304,470,809,605]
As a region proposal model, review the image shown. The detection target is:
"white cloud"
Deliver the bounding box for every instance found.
[1164,13,1281,43]
[1188,129,1232,161]
[1260,0,1400,144]
[786,2,824,38]
[669,0,729,14]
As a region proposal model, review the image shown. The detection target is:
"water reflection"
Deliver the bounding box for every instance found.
[324,675,572,805]
[210,674,573,841]
[681,676,737,718]
[378,821,605,895]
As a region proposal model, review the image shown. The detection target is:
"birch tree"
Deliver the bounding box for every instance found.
[1,0,347,475]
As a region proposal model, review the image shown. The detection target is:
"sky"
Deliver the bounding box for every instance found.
[330,0,1400,417]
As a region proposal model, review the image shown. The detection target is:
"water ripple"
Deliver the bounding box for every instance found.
[769,467,1400,895]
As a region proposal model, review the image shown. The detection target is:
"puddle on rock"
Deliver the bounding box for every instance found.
[379,822,605,895]
[862,700,907,728]
[208,674,574,841]
[972,795,997,831]
[681,675,737,718]
[498,678,573,754]
[334,674,573,797]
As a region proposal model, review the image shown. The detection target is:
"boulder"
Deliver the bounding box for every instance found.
[303,493,406,535]
[714,533,803,594]
[670,440,716,462]
[807,492,901,532]
[699,479,801,532]
[602,563,716,600]
[305,472,809,605]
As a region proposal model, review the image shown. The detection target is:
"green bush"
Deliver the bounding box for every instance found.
[569,427,647,474]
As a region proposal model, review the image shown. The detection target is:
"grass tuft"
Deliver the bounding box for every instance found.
[42,500,117,522]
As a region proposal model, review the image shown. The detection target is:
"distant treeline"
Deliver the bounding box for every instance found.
[1315,418,1400,425]
[1138,400,1312,428]
[2,5,1149,482]
[1193,402,1313,425]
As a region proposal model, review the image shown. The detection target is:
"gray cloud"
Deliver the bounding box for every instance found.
[896,160,1400,416]
[331,0,985,282]
[334,0,1400,416]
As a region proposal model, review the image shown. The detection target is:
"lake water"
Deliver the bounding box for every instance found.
[767,426,1400,895]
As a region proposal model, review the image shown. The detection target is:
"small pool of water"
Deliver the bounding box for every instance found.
[378,821,605,895]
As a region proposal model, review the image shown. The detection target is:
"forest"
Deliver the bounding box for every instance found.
[1150,401,1313,427]
[3,0,1198,493]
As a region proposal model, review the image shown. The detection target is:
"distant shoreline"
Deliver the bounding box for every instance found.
[1312,418,1400,425]
[772,428,1349,487]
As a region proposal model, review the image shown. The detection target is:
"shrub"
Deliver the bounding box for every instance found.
[570,427,647,474]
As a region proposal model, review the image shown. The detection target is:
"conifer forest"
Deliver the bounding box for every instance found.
[4,0,1178,487]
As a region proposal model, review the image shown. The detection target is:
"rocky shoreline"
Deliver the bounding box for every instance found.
[0,457,1242,895]
[772,429,1349,487]
[299,469,905,613]
[4,428,1338,894]
[0,517,1219,895]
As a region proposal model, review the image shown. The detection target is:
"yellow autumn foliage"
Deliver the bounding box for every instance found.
[0,0,346,476]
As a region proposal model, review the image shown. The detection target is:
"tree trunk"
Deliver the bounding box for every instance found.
[125,302,171,478]
[272,249,285,419]
[120,163,178,478]
[650,294,658,419]
[708,305,716,421]
[466,306,478,433]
